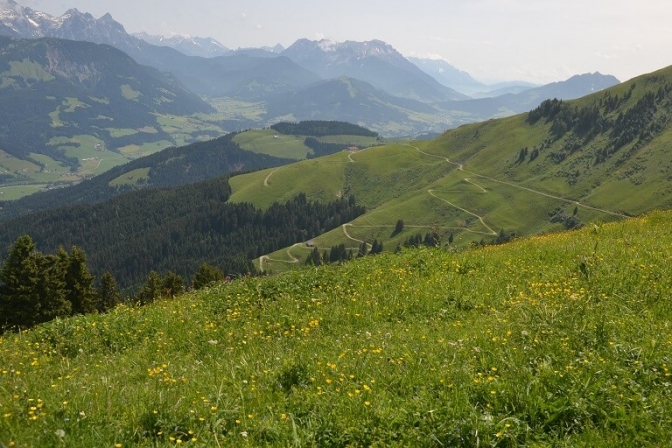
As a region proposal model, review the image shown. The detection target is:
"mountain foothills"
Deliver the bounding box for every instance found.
[0,121,380,219]
[0,132,296,219]
[0,121,380,289]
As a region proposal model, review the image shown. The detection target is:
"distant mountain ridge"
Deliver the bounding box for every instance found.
[282,39,468,103]
[0,2,322,99]
[436,72,621,118]
[0,0,64,37]
[407,57,487,96]
[133,32,230,58]
[263,76,441,135]
[0,0,624,139]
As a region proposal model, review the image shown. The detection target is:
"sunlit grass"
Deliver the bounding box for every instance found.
[1,210,672,446]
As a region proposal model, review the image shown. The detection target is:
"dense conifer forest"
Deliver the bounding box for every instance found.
[0,176,365,292]
[271,120,378,137]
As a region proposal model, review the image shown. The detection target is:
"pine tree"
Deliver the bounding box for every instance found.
[63,246,97,315]
[162,271,184,298]
[0,236,79,330]
[36,252,70,323]
[358,241,368,258]
[370,239,383,254]
[393,219,404,236]
[192,263,225,290]
[0,235,43,329]
[97,272,120,312]
[137,271,162,305]
[305,247,322,266]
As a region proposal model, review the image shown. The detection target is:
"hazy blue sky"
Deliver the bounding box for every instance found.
[19,0,672,84]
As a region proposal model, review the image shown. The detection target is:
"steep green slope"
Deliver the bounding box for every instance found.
[1,211,671,446]
[228,65,672,268]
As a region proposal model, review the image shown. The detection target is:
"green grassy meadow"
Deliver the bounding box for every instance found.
[0,185,49,201]
[109,168,151,187]
[232,130,385,161]
[232,135,629,267]
[2,211,672,446]
[233,130,310,160]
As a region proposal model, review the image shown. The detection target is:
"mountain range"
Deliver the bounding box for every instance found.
[0,0,618,107]
[281,39,467,103]
[0,0,623,186]
[133,32,230,58]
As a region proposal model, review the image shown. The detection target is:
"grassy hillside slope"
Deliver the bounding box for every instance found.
[1,211,671,446]
[227,66,672,271]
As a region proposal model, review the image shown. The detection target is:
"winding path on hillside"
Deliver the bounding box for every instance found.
[346,145,379,163]
[427,190,498,236]
[342,224,373,249]
[258,243,304,271]
[263,168,282,187]
[409,145,630,219]
[463,178,488,193]
[92,158,105,170]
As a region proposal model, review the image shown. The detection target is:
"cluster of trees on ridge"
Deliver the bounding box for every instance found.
[525,80,672,165]
[305,239,384,266]
[304,137,359,159]
[270,121,378,137]
[0,235,228,333]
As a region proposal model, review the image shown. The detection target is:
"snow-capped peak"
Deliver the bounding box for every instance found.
[132,31,230,57]
[0,0,64,37]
